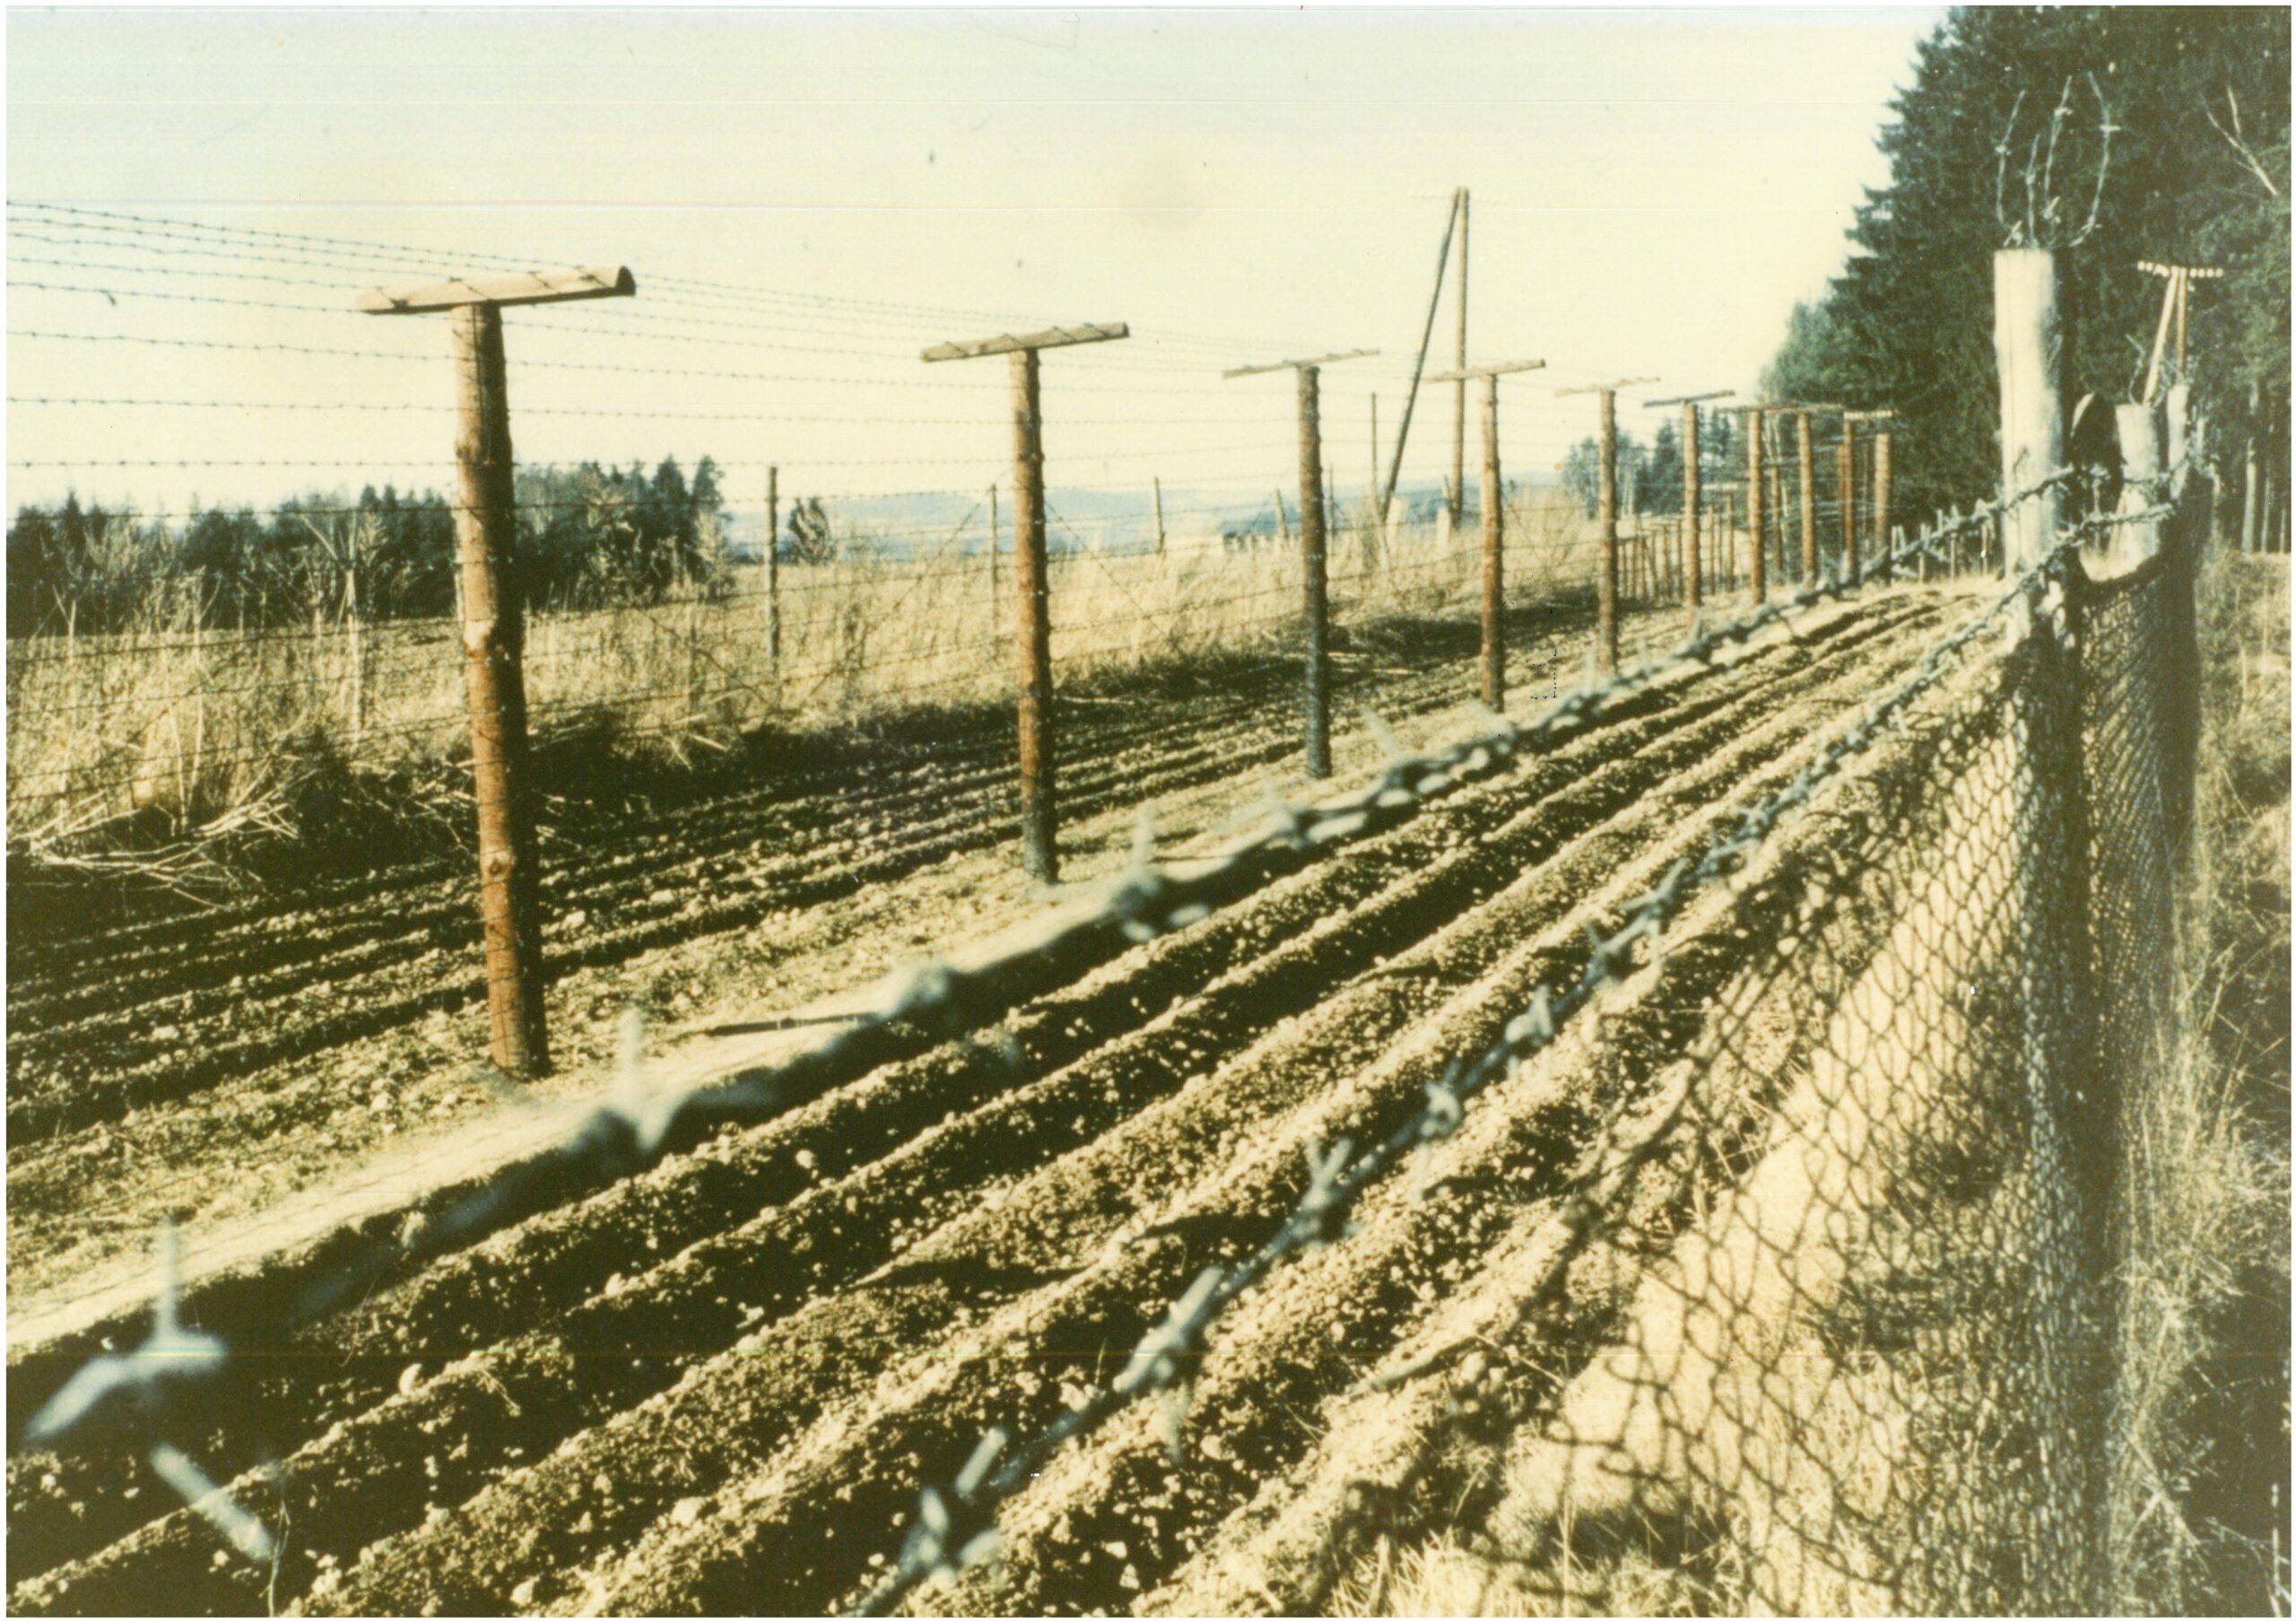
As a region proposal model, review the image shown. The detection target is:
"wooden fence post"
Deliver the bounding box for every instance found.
[1152,474,1166,558]
[1433,358,1548,704]
[357,263,637,1077]
[766,464,781,672]
[1873,421,1893,578]
[1745,407,1768,603]
[1598,390,1620,671]
[1995,249,2066,572]
[1683,404,1704,620]
[1300,366,1332,777]
[1796,409,1818,583]
[923,321,1130,882]
[1224,346,1376,777]
[1481,374,1506,707]
[1838,419,1859,584]
[987,481,1000,622]
[1011,348,1057,879]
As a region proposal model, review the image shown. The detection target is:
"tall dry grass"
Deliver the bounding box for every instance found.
[6,487,1603,867]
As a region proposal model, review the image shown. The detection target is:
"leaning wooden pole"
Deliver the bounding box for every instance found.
[1450,188,1470,528]
[1381,191,1462,514]
[1995,249,2066,570]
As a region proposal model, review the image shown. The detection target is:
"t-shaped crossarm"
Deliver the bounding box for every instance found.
[1555,376,1658,398]
[1222,348,1378,379]
[1423,358,1546,385]
[356,265,636,313]
[1646,389,1734,409]
[920,323,1129,362]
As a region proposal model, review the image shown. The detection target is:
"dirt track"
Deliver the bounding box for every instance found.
[4,586,1969,1616]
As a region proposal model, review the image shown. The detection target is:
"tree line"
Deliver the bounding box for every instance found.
[5,456,751,638]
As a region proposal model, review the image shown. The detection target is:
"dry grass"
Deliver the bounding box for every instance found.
[2106,550,2291,1616]
[5,490,1606,870]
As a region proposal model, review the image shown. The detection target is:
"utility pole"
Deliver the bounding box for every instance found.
[1450,190,1471,528]
[1429,357,1547,709]
[357,263,638,1078]
[1223,347,1378,777]
[1561,377,1657,673]
[1648,390,1731,625]
[923,321,1131,882]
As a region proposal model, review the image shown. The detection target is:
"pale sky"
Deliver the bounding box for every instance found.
[6,5,1944,525]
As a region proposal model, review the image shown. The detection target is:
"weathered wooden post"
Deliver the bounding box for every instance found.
[357,263,636,1077]
[1428,358,1547,708]
[1837,417,1859,583]
[1151,474,1166,558]
[924,321,1131,881]
[2115,401,2168,569]
[766,464,782,671]
[987,481,1001,621]
[1648,391,1728,625]
[1561,377,1653,673]
[1738,406,1768,603]
[2243,380,2263,552]
[1796,408,1819,582]
[1224,347,1377,777]
[1846,408,1896,580]
[1995,248,2066,571]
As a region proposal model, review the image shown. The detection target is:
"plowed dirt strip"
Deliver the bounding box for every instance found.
[7,603,1924,1602]
[5,595,1950,1617]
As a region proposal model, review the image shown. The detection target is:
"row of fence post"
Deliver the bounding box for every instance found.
[394,268,1935,1083]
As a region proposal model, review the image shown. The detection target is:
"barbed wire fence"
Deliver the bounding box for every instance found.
[6,208,2219,1617]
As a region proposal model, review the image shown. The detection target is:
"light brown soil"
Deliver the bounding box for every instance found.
[5,586,1970,1617]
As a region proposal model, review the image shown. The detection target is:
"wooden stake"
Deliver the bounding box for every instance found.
[1796,411,1818,583]
[1872,424,1892,582]
[1152,475,1166,558]
[987,481,1000,620]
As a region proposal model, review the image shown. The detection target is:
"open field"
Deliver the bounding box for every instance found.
[6,582,1961,1614]
[5,494,1671,857]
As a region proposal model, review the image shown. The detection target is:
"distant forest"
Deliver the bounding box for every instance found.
[6,456,740,638]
